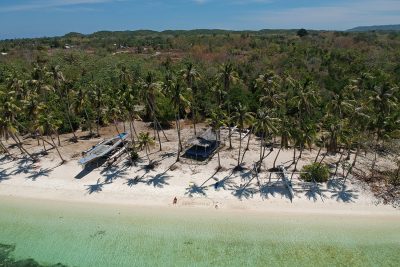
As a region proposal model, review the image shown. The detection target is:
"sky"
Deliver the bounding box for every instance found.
[0,0,399,39]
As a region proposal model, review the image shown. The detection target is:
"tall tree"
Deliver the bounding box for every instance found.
[208,108,225,170]
[254,108,279,171]
[166,71,190,162]
[180,62,200,135]
[231,103,254,168]
[50,65,78,142]
[216,63,239,149]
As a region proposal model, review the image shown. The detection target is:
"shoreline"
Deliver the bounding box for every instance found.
[0,122,399,222]
[0,193,398,219]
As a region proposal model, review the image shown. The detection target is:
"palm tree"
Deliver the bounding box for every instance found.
[231,103,254,168]
[90,82,104,137]
[334,122,352,177]
[180,62,200,135]
[291,79,318,121]
[368,80,398,174]
[140,72,169,151]
[254,108,279,171]
[75,86,94,137]
[216,63,239,149]
[138,132,155,165]
[0,116,11,157]
[256,70,282,109]
[273,117,292,169]
[342,102,370,183]
[0,83,35,160]
[241,115,255,164]
[36,106,65,164]
[166,72,190,162]
[50,65,78,142]
[119,68,140,144]
[208,108,225,170]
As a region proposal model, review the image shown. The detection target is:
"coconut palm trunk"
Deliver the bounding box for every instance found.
[64,96,78,142]
[371,140,379,177]
[42,136,46,152]
[9,132,35,160]
[318,150,327,165]
[258,132,264,171]
[335,148,344,177]
[344,144,361,183]
[129,113,138,139]
[314,145,323,163]
[217,129,221,169]
[145,145,151,164]
[293,146,296,163]
[291,145,303,180]
[241,127,253,163]
[175,113,182,162]
[96,110,101,137]
[84,108,93,136]
[56,132,61,146]
[273,146,282,168]
[154,118,162,151]
[237,122,243,167]
[129,121,134,145]
[0,140,10,156]
[49,130,65,163]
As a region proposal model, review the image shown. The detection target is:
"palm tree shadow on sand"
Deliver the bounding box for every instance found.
[185,183,208,197]
[101,165,128,184]
[11,157,35,175]
[75,158,107,179]
[0,168,11,183]
[232,183,257,200]
[146,173,171,188]
[259,181,292,201]
[126,176,144,187]
[331,185,359,203]
[0,155,14,166]
[214,176,236,190]
[302,183,327,202]
[327,178,344,190]
[125,168,151,187]
[85,178,106,194]
[239,169,253,183]
[24,162,63,181]
[26,168,53,181]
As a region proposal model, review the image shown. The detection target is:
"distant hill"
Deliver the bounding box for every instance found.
[347,24,400,32]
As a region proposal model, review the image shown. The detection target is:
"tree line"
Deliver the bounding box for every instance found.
[0,30,399,182]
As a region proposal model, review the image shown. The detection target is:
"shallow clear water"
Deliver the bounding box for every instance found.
[0,197,399,267]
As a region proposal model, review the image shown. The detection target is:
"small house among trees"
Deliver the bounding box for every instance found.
[184,129,219,160]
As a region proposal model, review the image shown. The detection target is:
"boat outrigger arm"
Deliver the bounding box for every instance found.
[78,132,129,166]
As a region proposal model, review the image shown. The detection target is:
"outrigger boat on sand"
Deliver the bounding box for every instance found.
[78,132,129,166]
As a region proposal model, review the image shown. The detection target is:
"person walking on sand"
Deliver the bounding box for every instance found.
[173,197,177,205]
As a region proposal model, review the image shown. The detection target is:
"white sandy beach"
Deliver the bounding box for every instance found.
[0,121,398,218]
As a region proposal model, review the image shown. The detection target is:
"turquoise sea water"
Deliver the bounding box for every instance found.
[0,197,399,267]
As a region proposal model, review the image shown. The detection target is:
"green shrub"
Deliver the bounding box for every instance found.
[300,163,330,183]
[130,150,140,162]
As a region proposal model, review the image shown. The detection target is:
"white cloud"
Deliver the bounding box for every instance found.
[241,0,400,30]
[0,0,122,12]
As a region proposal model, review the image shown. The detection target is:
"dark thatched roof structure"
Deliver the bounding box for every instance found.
[184,129,219,160]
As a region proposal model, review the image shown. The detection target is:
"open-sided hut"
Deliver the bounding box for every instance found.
[184,129,219,160]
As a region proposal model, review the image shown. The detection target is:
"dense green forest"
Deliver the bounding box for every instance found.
[0,29,399,181]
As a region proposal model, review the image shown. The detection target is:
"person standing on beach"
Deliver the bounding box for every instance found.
[173,197,177,205]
